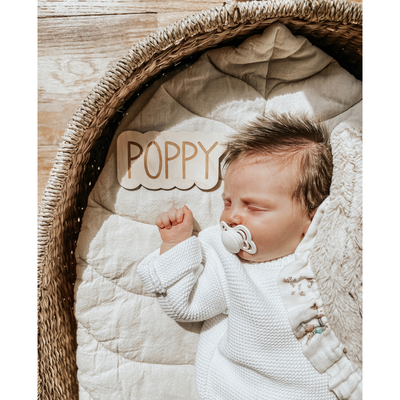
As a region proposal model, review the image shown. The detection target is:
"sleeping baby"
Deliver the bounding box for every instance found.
[137,113,338,399]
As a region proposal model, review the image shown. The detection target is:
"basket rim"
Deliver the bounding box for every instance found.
[38,0,363,280]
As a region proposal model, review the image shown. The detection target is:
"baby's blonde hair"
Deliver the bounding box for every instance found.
[224,113,333,216]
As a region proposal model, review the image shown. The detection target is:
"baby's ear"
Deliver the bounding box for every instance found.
[301,209,315,238]
[309,208,318,220]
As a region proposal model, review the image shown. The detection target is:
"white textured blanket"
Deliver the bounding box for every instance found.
[75,23,362,400]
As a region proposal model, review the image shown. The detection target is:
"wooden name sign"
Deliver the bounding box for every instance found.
[117,130,227,190]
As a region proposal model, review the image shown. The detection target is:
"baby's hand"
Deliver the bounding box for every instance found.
[156,205,194,254]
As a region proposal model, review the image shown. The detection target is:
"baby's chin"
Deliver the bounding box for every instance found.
[237,250,289,263]
[236,250,265,263]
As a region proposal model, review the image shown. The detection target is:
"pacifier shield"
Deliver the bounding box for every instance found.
[220,222,257,254]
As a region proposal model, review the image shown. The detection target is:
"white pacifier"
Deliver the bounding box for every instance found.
[220,221,257,254]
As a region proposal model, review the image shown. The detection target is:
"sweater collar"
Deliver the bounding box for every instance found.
[241,252,296,268]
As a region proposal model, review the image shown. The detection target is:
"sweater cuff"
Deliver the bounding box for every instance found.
[137,236,202,294]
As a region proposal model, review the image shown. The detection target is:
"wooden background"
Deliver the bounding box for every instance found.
[38,0,362,204]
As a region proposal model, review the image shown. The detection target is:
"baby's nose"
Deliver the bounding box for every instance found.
[226,211,241,227]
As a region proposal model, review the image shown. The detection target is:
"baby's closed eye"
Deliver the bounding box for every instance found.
[247,205,269,212]
[222,198,231,207]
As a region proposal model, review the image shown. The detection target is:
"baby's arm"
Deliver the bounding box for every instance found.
[137,206,228,322]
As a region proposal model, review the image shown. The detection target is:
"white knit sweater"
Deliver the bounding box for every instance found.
[137,225,337,400]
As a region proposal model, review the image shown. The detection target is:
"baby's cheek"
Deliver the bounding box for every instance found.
[254,230,277,252]
[254,237,268,254]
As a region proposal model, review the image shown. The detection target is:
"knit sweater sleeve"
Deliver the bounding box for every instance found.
[137,232,228,322]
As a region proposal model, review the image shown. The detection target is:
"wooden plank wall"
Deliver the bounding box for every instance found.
[38,0,361,204]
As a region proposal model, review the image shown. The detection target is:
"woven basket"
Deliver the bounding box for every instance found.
[37,0,362,398]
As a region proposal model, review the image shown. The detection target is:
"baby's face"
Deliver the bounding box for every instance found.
[220,156,313,262]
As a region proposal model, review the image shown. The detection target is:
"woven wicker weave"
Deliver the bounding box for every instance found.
[37,0,362,398]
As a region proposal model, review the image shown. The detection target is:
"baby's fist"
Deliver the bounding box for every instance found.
[156,206,193,254]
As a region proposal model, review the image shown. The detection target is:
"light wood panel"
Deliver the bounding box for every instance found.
[38,1,222,17]
[38,13,157,146]
[157,11,200,30]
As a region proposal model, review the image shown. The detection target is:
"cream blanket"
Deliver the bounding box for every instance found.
[75,23,362,400]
